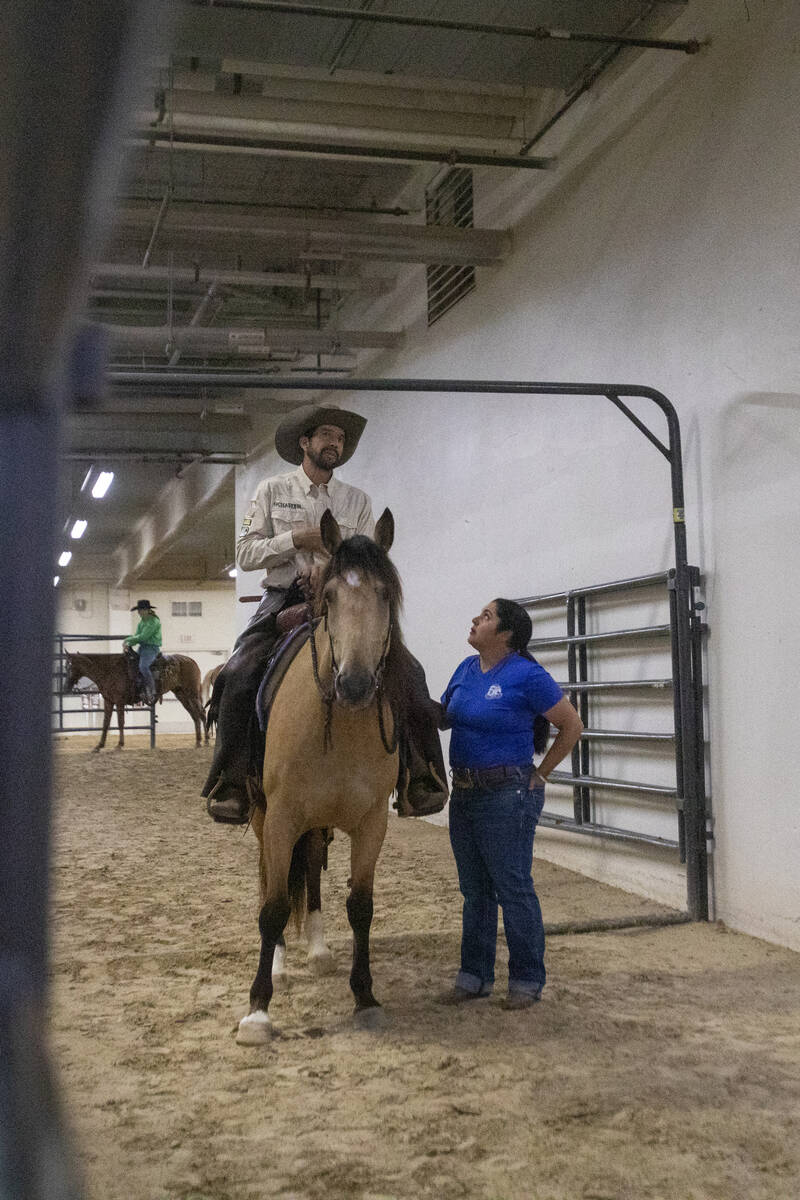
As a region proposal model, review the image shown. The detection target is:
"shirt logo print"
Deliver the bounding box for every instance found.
[485,684,503,699]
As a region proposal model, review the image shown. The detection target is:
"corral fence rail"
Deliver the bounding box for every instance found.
[517,567,709,921]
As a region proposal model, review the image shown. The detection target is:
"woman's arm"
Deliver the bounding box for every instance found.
[531,696,584,787]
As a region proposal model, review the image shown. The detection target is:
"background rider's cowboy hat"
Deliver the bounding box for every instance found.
[274,403,367,466]
[131,599,156,611]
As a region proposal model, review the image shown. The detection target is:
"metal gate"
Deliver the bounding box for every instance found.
[106,372,712,921]
[517,568,709,920]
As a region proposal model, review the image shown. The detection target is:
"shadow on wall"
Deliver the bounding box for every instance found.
[719,393,800,489]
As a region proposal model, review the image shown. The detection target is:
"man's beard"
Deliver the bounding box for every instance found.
[307,446,340,471]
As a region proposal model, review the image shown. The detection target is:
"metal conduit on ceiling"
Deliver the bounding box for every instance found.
[183,0,704,55]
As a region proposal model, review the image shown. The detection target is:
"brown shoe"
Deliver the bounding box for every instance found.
[501,991,541,1011]
[206,781,249,825]
[437,986,492,1006]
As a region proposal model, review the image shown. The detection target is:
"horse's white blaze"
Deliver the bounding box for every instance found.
[344,570,361,588]
[236,1010,272,1045]
[306,909,335,975]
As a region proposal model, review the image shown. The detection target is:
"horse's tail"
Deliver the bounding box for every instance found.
[287,833,309,933]
[205,669,226,736]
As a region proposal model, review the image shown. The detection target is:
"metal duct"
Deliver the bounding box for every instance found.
[102,323,403,354]
[92,262,389,294]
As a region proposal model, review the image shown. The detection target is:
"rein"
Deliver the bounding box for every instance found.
[309,613,397,755]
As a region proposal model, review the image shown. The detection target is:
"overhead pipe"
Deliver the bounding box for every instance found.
[63,449,246,464]
[186,0,705,55]
[124,194,418,217]
[91,262,390,294]
[112,202,511,266]
[131,128,555,170]
[103,323,403,353]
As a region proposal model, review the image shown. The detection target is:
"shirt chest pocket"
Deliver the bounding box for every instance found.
[269,502,307,535]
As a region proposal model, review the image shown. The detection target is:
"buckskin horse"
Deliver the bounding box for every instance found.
[63,650,208,750]
[237,508,405,1045]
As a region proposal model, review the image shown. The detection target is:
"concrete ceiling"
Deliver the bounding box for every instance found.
[61,0,697,587]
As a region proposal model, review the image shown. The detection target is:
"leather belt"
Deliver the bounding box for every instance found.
[451,764,532,791]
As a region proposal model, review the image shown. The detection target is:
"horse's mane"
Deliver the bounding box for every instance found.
[315,534,413,710]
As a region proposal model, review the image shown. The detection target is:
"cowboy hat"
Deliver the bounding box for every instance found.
[131,599,156,611]
[274,404,367,466]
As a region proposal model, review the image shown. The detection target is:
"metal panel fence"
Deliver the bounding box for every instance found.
[517,568,710,919]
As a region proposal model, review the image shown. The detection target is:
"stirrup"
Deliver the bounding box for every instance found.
[205,778,249,825]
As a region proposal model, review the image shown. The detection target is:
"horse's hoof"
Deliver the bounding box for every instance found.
[236,1010,272,1045]
[308,949,336,977]
[353,1005,387,1033]
[91,747,101,755]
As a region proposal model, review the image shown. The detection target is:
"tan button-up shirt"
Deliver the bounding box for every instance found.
[236,464,374,589]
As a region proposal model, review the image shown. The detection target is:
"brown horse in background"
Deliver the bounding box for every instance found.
[63,651,208,750]
[202,662,225,707]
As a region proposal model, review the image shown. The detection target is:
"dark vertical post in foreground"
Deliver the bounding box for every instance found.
[0,5,170,1197]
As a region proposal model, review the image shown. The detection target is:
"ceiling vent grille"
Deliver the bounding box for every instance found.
[426,168,476,327]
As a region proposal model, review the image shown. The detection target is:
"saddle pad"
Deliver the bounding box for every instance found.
[255,619,319,734]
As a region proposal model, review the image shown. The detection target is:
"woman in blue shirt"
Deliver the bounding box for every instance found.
[440,598,583,1009]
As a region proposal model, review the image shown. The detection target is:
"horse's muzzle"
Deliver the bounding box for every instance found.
[334,668,377,709]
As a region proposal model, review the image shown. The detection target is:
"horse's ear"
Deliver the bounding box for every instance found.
[320,508,342,554]
[374,508,394,553]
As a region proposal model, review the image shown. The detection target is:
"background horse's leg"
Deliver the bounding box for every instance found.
[173,688,205,747]
[94,698,114,752]
[237,823,294,1045]
[304,828,335,977]
[347,803,389,1030]
[116,702,125,749]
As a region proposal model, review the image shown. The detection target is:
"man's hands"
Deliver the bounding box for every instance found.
[297,564,323,602]
[292,524,325,554]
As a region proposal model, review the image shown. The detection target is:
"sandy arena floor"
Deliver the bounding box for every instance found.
[49,735,800,1200]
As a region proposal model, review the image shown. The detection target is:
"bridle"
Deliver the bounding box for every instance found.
[309,603,397,754]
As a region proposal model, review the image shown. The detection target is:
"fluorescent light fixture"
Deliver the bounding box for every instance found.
[54,575,60,587]
[70,519,87,539]
[91,471,114,498]
[228,568,237,578]
[80,468,93,493]
[58,551,72,567]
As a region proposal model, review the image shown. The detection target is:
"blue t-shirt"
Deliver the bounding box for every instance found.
[441,653,563,769]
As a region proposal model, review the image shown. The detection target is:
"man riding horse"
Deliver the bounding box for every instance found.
[202,403,449,825]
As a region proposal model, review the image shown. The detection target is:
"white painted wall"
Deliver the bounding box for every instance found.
[235,1,800,949]
[56,581,235,734]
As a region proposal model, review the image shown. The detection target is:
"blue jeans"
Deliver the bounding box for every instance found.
[449,782,546,996]
[138,644,159,697]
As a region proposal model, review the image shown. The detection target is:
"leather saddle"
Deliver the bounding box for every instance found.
[256,610,318,735]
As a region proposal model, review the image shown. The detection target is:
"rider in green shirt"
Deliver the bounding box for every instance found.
[123,600,162,704]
